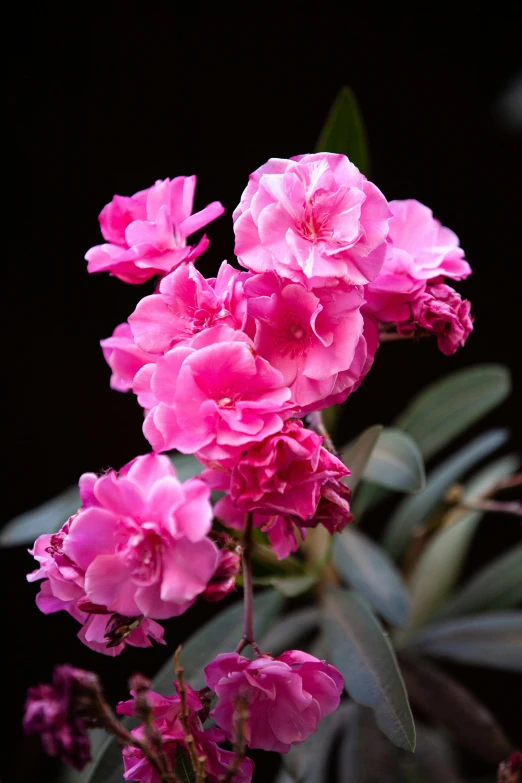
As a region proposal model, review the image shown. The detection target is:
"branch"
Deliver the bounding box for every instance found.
[174,648,206,783]
[235,513,261,656]
[220,698,249,783]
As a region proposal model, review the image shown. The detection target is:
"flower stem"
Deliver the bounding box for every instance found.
[236,513,258,655]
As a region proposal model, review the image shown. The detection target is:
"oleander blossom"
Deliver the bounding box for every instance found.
[28,454,218,651]
[117,684,254,783]
[135,325,293,459]
[205,650,344,753]
[23,665,95,770]
[129,261,250,355]
[85,177,224,284]
[101,323,158,392]
[244,271,375,409]
[397,283,473,355]
[233,153,390,288]
[364,198,472,322]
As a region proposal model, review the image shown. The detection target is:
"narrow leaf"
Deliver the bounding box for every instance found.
[264,573,319,598]
[382,428,509,560]
[258,607,320,656]
[405,612,522,672]
[0,485,80,548]
[337,703,401,783]
[341,425,383,492]
[361,428,425,493]
[322,588,416,751]
[394,364,511,462]
[315,87,370,174]
[401,726,464,783]
[332,527,410,628]
[399,653,512,763]
[436,542,522,619]
[406,455,520,630]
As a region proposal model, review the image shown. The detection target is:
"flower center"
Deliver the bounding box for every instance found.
[119,528,163,586]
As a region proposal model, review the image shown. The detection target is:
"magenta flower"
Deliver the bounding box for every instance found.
[233,153,390,288]
[117,684,254,783]
[205,650,344,753]
[23,665,95,770]
[135,325,293,460]
[129,261,249,355]
[85,177,224,284]
[398,283,474,354]
[245,271,370,409]
[28,454,218,640]
[365,198,471,322]
[101,322,158,392]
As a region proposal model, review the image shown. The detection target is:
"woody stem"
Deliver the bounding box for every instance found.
[236,513,259,655]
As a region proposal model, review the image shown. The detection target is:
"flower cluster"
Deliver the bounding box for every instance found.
[26,153,474,780]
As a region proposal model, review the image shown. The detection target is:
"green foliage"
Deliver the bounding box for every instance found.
[315,86,370,174]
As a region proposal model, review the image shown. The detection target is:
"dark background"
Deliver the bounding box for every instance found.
[5,3,521,781]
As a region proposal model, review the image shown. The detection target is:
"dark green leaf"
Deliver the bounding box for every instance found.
[315,87,370,174]
[406,455,520,630]
[436,542,522,619]
[322,588,416,751]
[258,607,320,656]
[400,726,464,783]
[381,428,509,560]
[0,485,80,548]
[399,653,512,763]
[332,526,410,628]
[404,612,522,671]
[337,704,401,783]
[175,747,196,783]
[341,425,383,492]
[394,364,511,462]
[360,429,425,494]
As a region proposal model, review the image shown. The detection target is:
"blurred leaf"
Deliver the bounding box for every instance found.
[258,607,320,656]
[341,425,383,492]
[262,573,319,598]
[332,526,410,628]
[0,485,80,548]
[399,653,512,763]
[337,703,401,783]
[436,542,522,619]
[361,429,425,494]
[400,726,464,783]
[394,364,511,462]
[315,86,370,174]
[404,612,522,672]
[1,452,204,549]
[322,588,416,751]
[74,591,283,783]
[175,748,196,783]
[382,428,509,560]
[406,454,520,630]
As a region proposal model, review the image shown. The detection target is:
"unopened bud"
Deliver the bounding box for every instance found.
[202,549,240,602]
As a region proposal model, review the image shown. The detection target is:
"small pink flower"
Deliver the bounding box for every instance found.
[129,261,249,354]
[28,454,218,637]
[202,548,241,602]
[101,323,158,392]
[398,283,473,354]
[118,684,254,783]
[233,153,390,288]
[135,325,292,460]
[365,199,471,321]
[85,177,224,284]
[244,272,369,409]
[205,650,344,753]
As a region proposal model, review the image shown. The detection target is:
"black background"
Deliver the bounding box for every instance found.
[5,3,521,781]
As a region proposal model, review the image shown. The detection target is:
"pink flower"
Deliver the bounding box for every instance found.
[205,650,344,753]
[101,323,158,392]
[365,199,471,321]
[129,261,250,355]
[118,684,254,783]
[233,153,390,288]
[85,177,224,284]
[398,283,473,355]
[135,325,292,460]
[245,271,369,409]
[202,547,241,602]
[28,454,218,636]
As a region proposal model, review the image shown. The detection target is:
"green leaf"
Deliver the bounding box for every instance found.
[258,607,320,656]
[394,364,511,462]
[337,705,403,783]
[315,87,370,174]
[361,428,425,494]
[341,424,383,492]
[167,451,204,482]
[436,542,522,619]
[264,573,319,598]
[322,588,416,751]
[405,454,520,631]
[381,428,509,560]
[332,527,410,628]
[399,653,512,763]
[0,485,80,548]
[404,612,522,672]
[175,748,196,783]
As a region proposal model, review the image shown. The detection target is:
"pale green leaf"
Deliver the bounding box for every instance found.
[341,425,383,492]
[0,485,80,548]
[322,588,416,751]
[361,429,425,493]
